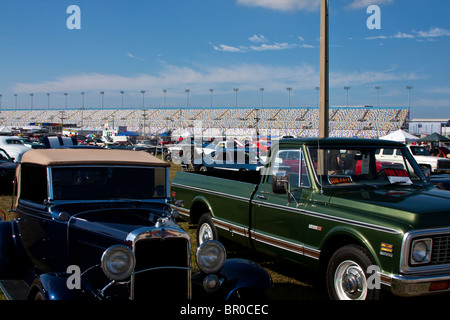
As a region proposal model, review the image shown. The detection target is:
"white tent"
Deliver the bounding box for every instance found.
[380,129,418,143]
[0,126,12,134]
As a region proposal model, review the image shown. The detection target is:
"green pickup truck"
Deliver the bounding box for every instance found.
[171,137,450,300]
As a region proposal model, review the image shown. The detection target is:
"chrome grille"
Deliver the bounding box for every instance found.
[432,235,450,265]
[437,160,450,169]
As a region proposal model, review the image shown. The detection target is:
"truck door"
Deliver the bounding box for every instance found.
[251,148,312,263]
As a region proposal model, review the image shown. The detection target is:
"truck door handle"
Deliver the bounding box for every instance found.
[256,194,268,200]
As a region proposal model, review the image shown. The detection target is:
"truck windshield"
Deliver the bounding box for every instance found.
[51,166,166,201]
[308,146,428,187]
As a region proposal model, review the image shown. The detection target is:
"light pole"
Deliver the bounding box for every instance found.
[209,89,213,108]
[80,92,85,134]
[64,93,68,109]
[344,86,350,107]
[185,89,190,108]
[234,88,239,108]
[375,85,380,107]
[100,91,104,108]
[141,90,146,108]
[47,93,50,109]
[120,91,124,108]
[260,88,264,109]
[163,89,167,108]
[30,93,34,110]
[406,85,413,121]
[286,87,292,108]
[14,94,17,110]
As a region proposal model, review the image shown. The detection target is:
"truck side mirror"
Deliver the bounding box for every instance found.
[272,172,289,194]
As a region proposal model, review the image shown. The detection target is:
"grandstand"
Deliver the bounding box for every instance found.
[0,106,408,139]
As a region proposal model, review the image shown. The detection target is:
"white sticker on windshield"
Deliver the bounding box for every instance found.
[387,176,413,185]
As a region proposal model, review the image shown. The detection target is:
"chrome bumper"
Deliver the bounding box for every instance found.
[390,273,450,297]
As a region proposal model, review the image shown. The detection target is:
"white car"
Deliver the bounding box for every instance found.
[376,145,450,175]
[0,136,31,162]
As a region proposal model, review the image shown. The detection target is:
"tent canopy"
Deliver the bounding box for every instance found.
[418,132,450,143]
[379,129,418,143]
[118,131,139,136]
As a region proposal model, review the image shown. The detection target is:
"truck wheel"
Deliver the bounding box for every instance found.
[197,214,218,246]
[326,244,380,300]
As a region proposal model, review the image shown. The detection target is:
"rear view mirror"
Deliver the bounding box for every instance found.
[272,171,289,194]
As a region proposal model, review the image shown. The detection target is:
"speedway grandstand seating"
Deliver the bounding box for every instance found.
[0,106,408,139]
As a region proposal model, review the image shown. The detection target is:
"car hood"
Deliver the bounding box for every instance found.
[0,161,16,169]
[327,186,450,230]
[57,202,172,242]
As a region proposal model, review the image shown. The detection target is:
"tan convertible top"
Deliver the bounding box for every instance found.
[20,148,170,167]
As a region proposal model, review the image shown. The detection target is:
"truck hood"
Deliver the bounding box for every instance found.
[327,186,450,230]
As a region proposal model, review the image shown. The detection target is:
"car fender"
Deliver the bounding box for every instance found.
[190,195,215,223]
[28,273,97,300]
[320,225,383,269]
[219,258,272,300]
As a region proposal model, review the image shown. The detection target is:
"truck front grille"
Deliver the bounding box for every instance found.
[132,237,190,300]
[437,160,450,170]
[432,235,450,265]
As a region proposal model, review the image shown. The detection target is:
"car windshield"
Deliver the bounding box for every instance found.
[0,149,11,162]
[51,166,166,201]
[409,146,431,156]
[308,146,428,188]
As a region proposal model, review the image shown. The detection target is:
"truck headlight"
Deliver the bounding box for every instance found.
[411,239,432,265]
[101,245,136,280]
[196,240,226,274]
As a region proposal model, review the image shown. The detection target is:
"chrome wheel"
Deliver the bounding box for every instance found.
[198,223,213,245]
[196,214,218,246]
[334,260,367,300]
[326,244,380,300]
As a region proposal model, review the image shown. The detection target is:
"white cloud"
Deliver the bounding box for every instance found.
[250,42,299,51]
[213,44,247,53]
[127,52,143,60]
[12,64,421,97]
[236,0,319,12]
[249,34,268,43]
[348,0,393,9]
[416,27,450,38]
[365,27,450,40]
[213,34,314,53]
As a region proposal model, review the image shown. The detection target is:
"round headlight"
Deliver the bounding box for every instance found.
[196,240,226,274]
[411,239,432,264]
[101,245,136,281]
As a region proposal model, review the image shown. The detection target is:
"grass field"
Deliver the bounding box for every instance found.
[0,162,327,300]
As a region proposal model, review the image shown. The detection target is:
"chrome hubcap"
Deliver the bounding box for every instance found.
[334,260,367,300]
[199,223,213,245]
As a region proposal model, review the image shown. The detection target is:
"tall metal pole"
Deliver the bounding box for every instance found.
[319,0,329,139]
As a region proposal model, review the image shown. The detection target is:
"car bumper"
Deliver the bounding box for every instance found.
[390,273,450,297]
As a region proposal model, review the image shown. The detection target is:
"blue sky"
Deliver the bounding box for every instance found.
[0,0,449,119]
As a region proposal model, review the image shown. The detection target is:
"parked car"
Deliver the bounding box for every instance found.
[0,148,16,192]
[376,145,450,175]
[0,149,271,300]
[171,137,450,300]
[194,148,264,172]
[0,136,31,162]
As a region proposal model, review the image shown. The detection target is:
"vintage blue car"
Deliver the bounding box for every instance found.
[0,149,271,300]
